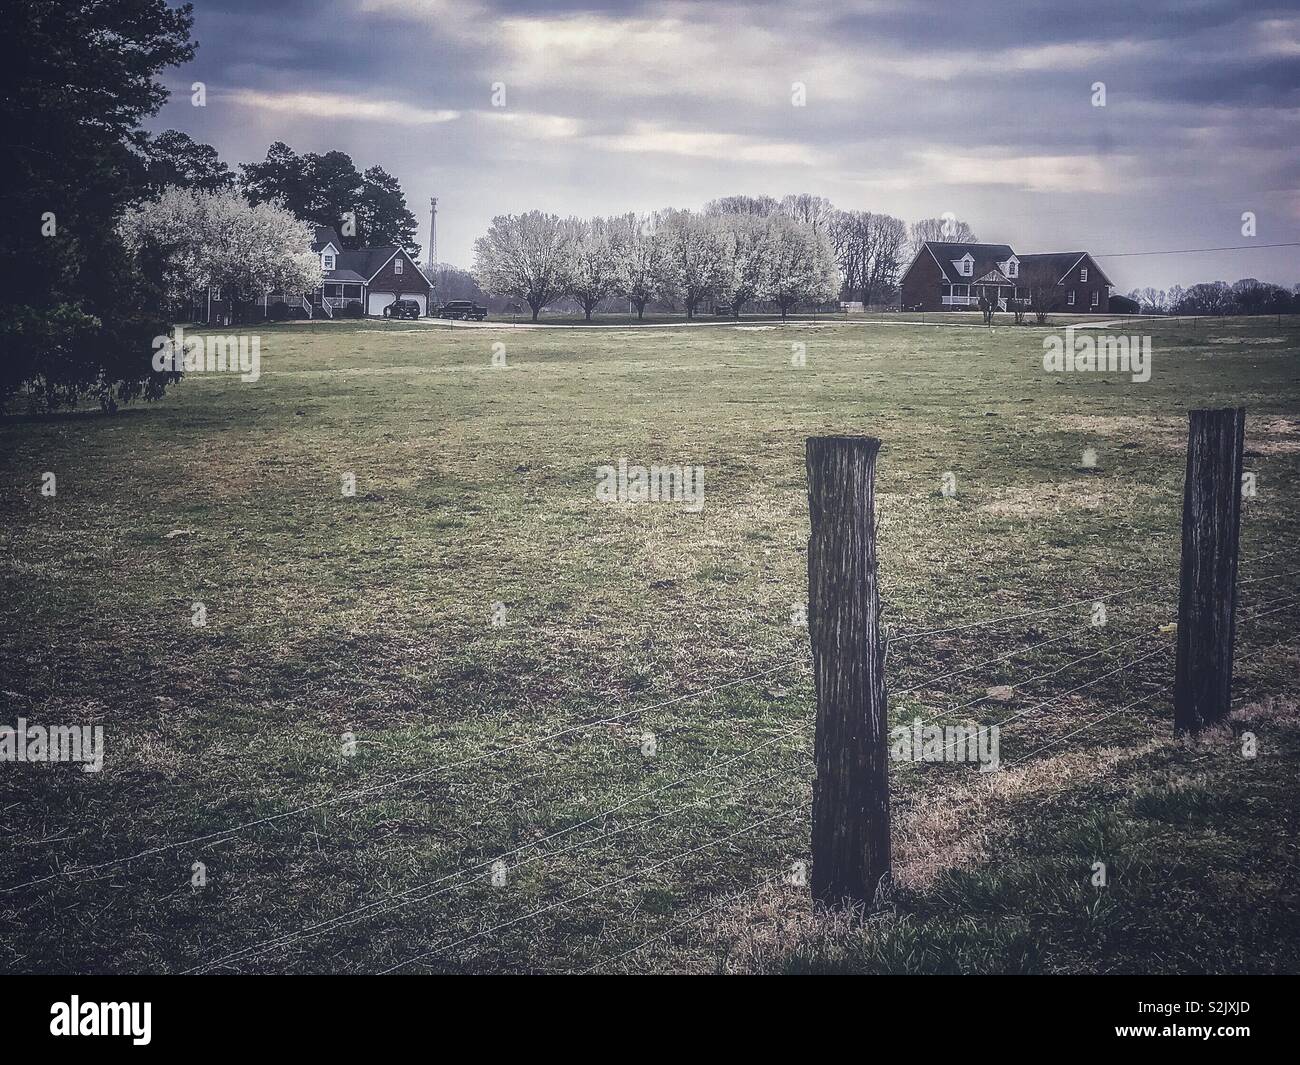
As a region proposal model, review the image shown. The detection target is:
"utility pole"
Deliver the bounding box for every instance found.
[428,197,438,270]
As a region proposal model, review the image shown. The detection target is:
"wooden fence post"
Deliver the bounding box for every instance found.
[806,436,891,909]
[1174,407,1246,732]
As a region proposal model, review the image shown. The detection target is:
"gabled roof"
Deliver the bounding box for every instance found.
[921,241,1017,283]
[336,247,434,289]
[1018,252,1113,287]
[309,227,430,288]
[312,226,343,253]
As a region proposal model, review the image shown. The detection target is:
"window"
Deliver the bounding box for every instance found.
[323,253,335,270]
[954,284,968,296]
[1091,291,1100,307]
[1006,259,1018,277]
[394,257,403,274]
[1067,290,1076,306]
[1080,267,1088,282]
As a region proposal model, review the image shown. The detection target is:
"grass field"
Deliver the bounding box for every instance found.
[2,313,1298,974]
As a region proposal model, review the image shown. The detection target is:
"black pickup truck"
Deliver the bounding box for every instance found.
[436,300,488,321]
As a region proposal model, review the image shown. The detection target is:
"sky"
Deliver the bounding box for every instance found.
[151,0,1300,292]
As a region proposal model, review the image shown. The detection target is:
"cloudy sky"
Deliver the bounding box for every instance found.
[152,0,1300,290]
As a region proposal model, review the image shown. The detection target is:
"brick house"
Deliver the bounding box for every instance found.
[196,226,434,323]
[899,241,1113,313]
[1016,252,1113,314]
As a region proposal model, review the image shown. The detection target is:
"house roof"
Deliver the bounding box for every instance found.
[312,226,343,253]
[334,248,396,278]
[1019,252,1113,287]
[308,228,432,288]
[323,268,367,283]
[921,241,1017,283]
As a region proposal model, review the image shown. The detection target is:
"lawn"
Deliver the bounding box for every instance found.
[1,313,1297,974]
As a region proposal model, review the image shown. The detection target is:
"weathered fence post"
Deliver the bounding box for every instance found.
[806,436,891,909]
[1174,407,1246,732]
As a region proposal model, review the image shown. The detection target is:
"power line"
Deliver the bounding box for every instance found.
[1093,242,1300,258]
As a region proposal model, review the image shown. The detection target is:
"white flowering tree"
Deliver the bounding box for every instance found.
[653,208,723,318]
[766,214,840,317]
[119,187,322,316]
[563,216,621,321]
[714,212,770,318]
[612,213,661,320]
[473,211,570,321]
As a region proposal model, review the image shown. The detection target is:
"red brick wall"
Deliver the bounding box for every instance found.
[1057,255,1111,313]
[900,249,945,311]
[367,250,432,296]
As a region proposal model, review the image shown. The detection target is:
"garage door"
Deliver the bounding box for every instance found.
[408,293,427,316]
[368,291,397,316]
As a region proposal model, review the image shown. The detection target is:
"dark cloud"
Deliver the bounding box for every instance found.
[153,0,1300,288]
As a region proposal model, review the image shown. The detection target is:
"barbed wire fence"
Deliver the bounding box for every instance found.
[3,410,1295,975]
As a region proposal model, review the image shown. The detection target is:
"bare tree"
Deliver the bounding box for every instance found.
[978,290,998,326]
[703,194,780,218]
[473,211,570,321]
[828,210,867,303]
[1183,281,1232,315]
[1021,262,1061,324]
[1131,286,1167,313]
[779,194,836,235]
[861,213,908,306]
[1230,278,1271,315]
[907,215,978,265]
[828,210,907,307]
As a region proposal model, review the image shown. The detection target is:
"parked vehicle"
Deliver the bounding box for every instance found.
[436,300,488,321]
[383,299,422,320]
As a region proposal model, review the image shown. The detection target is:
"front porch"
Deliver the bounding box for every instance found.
[941,283,1030,310]
[263,281,366,319]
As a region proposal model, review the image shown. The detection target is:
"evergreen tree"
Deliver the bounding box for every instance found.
[2,0,196,412]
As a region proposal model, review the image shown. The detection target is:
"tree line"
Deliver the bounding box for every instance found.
[472,197,973,320]
[1124,279,1300,316]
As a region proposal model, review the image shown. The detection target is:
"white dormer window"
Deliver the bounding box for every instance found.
[1080,267,1088,282]
[953,253,974,277]
[394,256,403,274]
[322,253,335,271]
[1005,257,1018,278]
